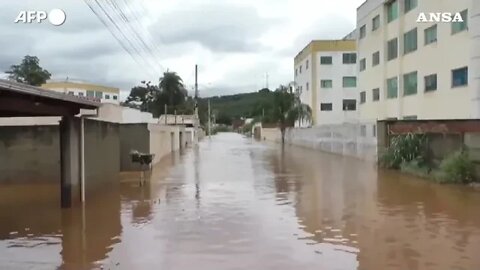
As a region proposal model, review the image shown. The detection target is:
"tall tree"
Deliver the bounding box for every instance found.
[5,55,51,86]
[272,85,312,145]
[159,71,186,107]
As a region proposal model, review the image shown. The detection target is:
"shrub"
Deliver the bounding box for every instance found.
[379,133,427,169]
[437,150,476,184]
[400,158,431,178]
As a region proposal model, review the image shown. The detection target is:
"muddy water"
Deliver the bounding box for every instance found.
[0,133,479,270]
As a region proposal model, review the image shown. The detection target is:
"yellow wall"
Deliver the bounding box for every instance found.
[42,82,120,94]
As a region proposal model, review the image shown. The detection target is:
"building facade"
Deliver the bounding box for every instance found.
[294,40,358,126]
[42,81,120,104]
[357,0,480,121]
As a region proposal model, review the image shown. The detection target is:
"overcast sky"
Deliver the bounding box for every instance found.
[0,0,363,99]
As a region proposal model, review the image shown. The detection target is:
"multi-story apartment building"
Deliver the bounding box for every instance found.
[294,40,358,126]
[42,80,120,104]
[357,0,480,121]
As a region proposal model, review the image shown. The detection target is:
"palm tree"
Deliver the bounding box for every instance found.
[272,85,312,145]
[159,71,185,108]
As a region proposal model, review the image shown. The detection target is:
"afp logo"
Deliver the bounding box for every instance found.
[14,9,66,26]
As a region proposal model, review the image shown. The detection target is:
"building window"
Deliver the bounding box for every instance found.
[360,25,366,39]
[372,15,380,31]
[404,28,417,54]
[343,77,357,88]
[306,60,309,70]
[95,91,103,99]
[342,99,357,111]
[387,38,398,61]
[360,58,366,71]
[360,91,366,104]
[113,95,118,100]
[403,115,418,120]
[387,77,398,98]
[306,82,310,91]
[425,74,437,92]
[86,90,95,97]
[373,124,377,137]
[105,94,110,99]
[343,53,357,64]
[387,0,399,23]
[452,9,468,34]
[321,80,333,88]
[295,69,298,76]
[452,66,468,87]
[403,71,418,96]
[68,91,74,95]
[372,88,380,101]
[320,103,333,111]
[372,51,380,66]
[425,25,437,45]
[320,56,333,64]
[79,92,84,97]
[299,65,302,73]
[404,0,417,13]
[360,125,367,137]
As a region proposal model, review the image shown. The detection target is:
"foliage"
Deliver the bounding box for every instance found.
[124,72,189,118]
[436,150,476,184]
[379,133,427,169]
[5,55,51,86]
[271,85,312,144]
[197,88,275,126]
[400,158,431,179]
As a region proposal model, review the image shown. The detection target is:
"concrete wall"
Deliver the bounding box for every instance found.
[0,125,60,184]
[119,124,150,171]
[84,119,120,195]
[262,123,378,161]
[119,124,186,171]
[0,119,121,193]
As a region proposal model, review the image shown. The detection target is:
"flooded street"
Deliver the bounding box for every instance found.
[1,132,480,270]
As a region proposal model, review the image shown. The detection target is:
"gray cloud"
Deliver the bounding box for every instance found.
[150,3,277,53]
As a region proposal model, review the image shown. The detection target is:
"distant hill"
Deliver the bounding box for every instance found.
[197,88,274,125]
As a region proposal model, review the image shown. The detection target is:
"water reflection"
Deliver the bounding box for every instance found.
[0,184,121,269]
[274,144,480,270]
[0,133,479,270]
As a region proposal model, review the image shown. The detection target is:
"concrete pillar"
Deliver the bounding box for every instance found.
[470,1,480,118]
[60,116,80,208]
[376,121,389,161]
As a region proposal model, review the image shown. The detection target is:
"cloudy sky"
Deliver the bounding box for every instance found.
[0,0,363,99]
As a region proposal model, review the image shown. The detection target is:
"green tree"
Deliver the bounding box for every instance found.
[272,85,312,145]
[5,55,52,86]
[160,71,186,107]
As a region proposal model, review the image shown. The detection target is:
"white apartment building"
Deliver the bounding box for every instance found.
[294,40,358,126]
[42,80,120,104]
[357,0,480,121]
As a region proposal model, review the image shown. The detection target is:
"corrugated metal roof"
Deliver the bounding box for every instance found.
[0,79,101,108]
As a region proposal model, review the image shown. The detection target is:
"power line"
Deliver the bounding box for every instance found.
[83,0,159,79]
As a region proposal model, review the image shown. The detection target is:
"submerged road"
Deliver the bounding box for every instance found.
[1,133,480,269]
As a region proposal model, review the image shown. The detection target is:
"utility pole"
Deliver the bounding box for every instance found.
[208,99,211,139]
[265,72,269,89]
[194,64,198,117]
[164,104,167,125]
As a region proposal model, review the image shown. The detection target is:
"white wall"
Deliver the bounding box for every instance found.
[358,0,472,121]
[315,51,358,125]
[95,104,157,124]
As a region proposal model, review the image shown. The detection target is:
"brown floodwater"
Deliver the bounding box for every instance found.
[1,132,480,270]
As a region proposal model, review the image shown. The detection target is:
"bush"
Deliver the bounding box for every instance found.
[400,158,431,179]
[379,133,427,169]
[436,150,476,184]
